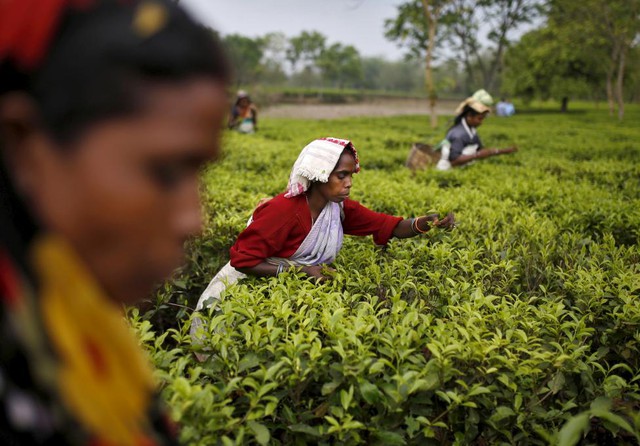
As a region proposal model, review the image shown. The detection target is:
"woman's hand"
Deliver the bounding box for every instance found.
[427,212,456,230]
[300,265,334,282]
[476,146,517,159]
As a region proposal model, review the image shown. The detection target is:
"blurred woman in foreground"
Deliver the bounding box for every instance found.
[0,0,230,444]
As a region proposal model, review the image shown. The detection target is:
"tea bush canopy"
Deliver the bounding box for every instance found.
[132,104,640,445]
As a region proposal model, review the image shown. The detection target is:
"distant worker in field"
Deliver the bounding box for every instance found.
[228,89,258,133]
[435,89,518,171]
[195,137,456,311]
[496,97,516,117]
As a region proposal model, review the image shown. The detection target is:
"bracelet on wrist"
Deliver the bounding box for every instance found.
[410,217,419,235]
[412,217,430,234]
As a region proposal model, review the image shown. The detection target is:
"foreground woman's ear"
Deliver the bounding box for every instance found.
[0,92,39,153]
[0,92,45,197]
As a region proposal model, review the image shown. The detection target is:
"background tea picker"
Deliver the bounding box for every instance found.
[435,89,518,171]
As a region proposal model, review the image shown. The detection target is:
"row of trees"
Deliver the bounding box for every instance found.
[220,29,512,100]
[222,31,433,94]
[217,0,639,121]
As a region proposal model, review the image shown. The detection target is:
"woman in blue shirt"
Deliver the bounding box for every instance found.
[436,96,518,170]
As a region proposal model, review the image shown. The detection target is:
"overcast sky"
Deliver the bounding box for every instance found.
[180,0,407,60]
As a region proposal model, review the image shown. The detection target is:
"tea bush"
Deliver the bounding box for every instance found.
[130,105,640,445]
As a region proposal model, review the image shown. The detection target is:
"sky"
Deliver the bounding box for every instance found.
[179,0,407,60]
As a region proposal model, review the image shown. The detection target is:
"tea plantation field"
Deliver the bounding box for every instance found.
[130,105,640,445]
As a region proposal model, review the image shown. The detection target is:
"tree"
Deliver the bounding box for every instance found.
[222,34,264,87]
[362,57,425,93]
[257,32,288,85]
[316,44,363,88]
[447,0,542,93]
[445,0,481,91]
[548,0,640,119]
[286,31,326,74]
[385,0,456,128]
[502,26,604,111]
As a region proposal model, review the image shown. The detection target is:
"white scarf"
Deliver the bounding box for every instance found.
[195,200,343,311]
[285,137,360,197]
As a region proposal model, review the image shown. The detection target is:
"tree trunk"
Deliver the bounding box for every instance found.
[422,0,439,128]
[460,35,475,93]
[560,97,568,113]
[606,41,621,117]
[426,37,438,128]
[614,47,626,120]
[606,71,615,117]
[485,28,507,92]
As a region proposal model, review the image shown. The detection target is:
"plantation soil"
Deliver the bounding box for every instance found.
[262,98,461,119]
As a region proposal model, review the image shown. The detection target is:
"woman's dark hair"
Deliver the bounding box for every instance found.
[0,0,231,143]
[342,144,357,161]
[235,95,251,106]
[449,104,482,130]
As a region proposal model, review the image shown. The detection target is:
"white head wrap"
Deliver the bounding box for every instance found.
[284,137,360,198]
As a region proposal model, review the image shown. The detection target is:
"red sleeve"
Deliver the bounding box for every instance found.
[229,194,310,268]
[342,199,403,246]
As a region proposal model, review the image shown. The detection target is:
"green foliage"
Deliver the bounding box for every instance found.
[556,397,640,446]
[503,0,640,110]
[132,106,640,445]
[446,0,543,93]
[317,43,363,89]
[384,0,456,60]
[223,34,265,87]
[502,27,604,105]
[286,31,327,73]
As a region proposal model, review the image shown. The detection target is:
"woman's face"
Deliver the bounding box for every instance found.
[9,78,229,304]
[315,151,356,203]
[465,111,488,128]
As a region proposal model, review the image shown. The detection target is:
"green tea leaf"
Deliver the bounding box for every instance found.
[557,413,589,446]
[248,420,270,446]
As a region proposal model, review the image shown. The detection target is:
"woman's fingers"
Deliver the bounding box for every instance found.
[303,264,334,282]
[436,213,456,229]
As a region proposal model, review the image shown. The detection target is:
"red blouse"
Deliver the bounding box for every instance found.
[229,193,403,268]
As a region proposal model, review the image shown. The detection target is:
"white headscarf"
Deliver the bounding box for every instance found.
[284,137,360,198]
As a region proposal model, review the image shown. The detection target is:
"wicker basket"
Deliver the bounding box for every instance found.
[405,142,439,171]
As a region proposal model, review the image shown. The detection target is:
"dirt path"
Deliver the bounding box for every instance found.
[261,98,460,119]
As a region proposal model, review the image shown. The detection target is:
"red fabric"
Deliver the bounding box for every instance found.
[0,0,68,70]
[229,193,403,268]
[0,250,21,307]
[0,0,97,71]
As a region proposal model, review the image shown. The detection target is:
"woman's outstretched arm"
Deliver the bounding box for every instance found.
[451,146,518,167]
[392,213,456,239]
